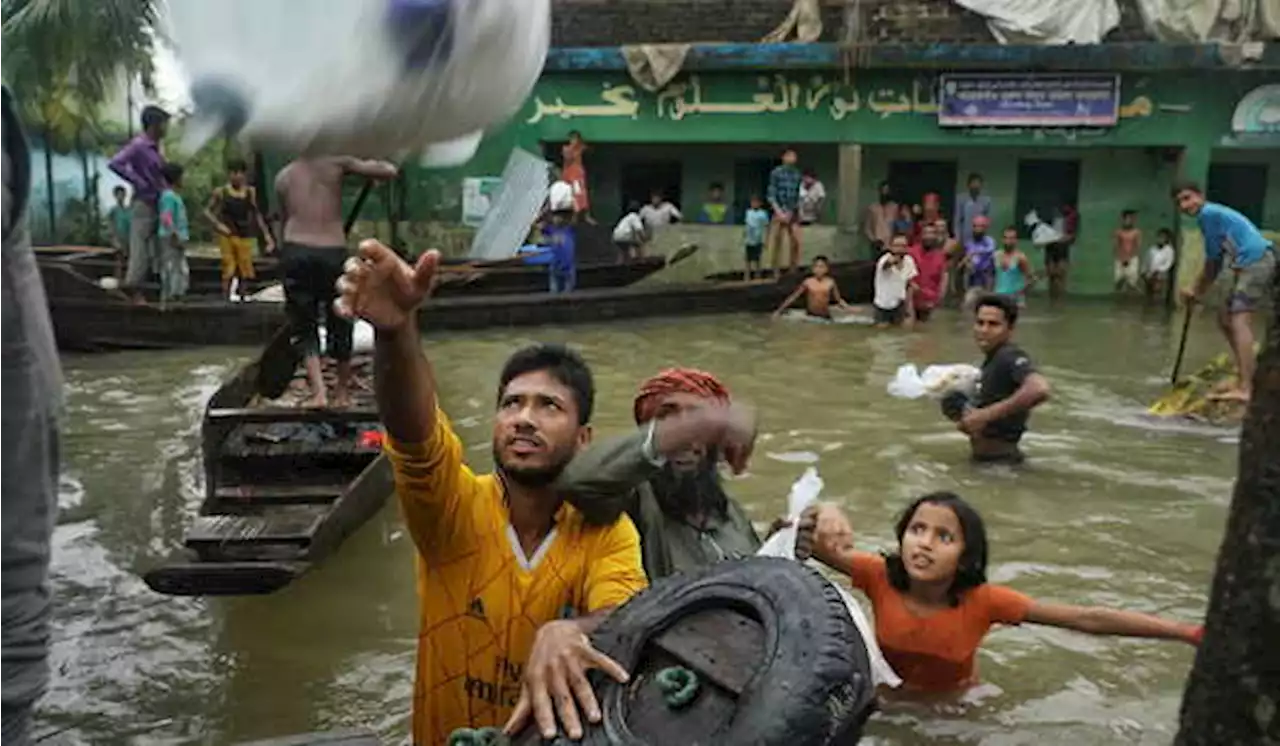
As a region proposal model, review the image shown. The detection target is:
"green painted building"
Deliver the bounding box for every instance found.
[429,42,1279,296]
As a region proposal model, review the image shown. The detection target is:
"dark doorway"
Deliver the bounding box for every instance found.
[887,160,958,217]
[1207,162,1269,226]
[732,158,775,223]
[620,160,682,215]
[1015,159,1081,239]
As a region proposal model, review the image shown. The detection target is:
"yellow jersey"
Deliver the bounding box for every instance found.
[385,407,647,745]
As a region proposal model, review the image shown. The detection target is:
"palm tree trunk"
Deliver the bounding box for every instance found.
[1174,295,1280,743]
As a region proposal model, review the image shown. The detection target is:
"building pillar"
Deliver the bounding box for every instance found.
[837,144,863,257]
[1174,143,1212,296]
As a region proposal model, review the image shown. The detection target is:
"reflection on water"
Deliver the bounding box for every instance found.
[39,304,1234,745]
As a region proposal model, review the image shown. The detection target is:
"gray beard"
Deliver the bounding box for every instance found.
[651,451,728,522]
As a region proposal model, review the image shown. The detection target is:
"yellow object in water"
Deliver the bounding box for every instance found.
[1147,351,1250,423]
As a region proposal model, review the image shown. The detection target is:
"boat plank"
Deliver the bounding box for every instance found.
[213,485,345,506]
[185,508,329,548]
[650,608,764,696]
[207,407,381,425]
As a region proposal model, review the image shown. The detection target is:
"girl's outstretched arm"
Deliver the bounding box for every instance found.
[1025,602,1202,645]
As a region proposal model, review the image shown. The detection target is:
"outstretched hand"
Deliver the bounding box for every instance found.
[503,620,630,740]
[333,240,439,330]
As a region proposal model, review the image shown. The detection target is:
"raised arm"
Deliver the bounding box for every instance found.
[558,403,755,524]
[338,157,399,181]
[1025,601,1201,645]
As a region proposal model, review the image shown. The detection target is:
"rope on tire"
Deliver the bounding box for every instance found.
[446,726,509,746]
[655,666,701,709]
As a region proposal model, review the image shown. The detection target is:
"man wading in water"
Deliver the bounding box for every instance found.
[944,294,1051,464]
[334,240,647,743]
[275,156,396,407]
[556,368,816,580]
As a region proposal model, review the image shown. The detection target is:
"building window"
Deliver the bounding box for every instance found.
[619,160,682,215]
[887,160,958,218]
[732,158,775,223]
[1208,163,1268,227]
[1015,160,1081,238]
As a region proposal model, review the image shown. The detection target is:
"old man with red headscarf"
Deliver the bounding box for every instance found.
[557,368,813,580]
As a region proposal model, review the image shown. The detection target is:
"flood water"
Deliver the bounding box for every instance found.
[38,303,1239,745]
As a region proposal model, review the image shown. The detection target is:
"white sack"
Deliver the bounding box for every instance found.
[887,363,982,400]
[166,0,550,162]
[757,467,902,689]
[953,0,1121,44]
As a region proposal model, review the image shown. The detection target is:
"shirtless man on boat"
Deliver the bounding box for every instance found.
[275,156,397,407]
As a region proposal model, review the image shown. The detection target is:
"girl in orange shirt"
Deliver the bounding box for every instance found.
[807,492,1202,693]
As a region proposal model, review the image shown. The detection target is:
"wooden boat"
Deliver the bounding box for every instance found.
[34,241,694,299]
[143,329,393,597]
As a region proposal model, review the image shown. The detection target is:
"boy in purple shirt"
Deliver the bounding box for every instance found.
[108,105,170,302]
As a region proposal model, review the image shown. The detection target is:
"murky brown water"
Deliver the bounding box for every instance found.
[38,302,1239,745]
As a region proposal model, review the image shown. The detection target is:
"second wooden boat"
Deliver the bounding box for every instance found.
[143,329,393,597]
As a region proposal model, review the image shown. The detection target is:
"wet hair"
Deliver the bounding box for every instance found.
[974,293,1019,327]
[813,254,830,264]
[497,343,594,425]
[161,162,184,186]
[140,105,170,131]
[884,492,989,606]
[1171,180,1202,197]
[226,157,248,173]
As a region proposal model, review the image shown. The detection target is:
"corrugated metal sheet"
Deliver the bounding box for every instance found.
[468,148,549,260]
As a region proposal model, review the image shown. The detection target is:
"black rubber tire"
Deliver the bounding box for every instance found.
[584,556,875,746]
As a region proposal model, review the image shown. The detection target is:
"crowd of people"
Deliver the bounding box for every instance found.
[327,241,1206,743]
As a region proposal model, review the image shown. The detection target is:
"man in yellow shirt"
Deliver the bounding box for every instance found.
[334,240,648,744]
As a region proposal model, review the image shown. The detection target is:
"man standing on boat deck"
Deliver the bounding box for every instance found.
[108,104,170,304]
[275,156,397,407]
[2,85,63,746]
[333,239,647,744]
[555,368,817,580]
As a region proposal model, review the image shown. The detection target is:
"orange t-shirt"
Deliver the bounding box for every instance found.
[845,552,1032,691]
[385,407,648,745]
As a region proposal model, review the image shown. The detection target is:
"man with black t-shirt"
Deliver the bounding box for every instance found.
[942,294,1051,463]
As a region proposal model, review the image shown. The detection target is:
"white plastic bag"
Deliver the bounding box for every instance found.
[167,0,549,164]
[758,468,902,689]
[887,363,981,400]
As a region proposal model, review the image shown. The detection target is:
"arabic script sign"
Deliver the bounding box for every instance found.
[938,74,1121,128]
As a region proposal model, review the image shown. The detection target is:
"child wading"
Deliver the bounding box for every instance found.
[156,164,190,308]
[771,255,855,320]
[806,494,1202,694]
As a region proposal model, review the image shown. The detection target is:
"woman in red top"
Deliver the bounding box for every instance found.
[807,493,1202,694]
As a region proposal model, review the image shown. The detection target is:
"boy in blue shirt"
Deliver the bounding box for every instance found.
[1175,181,1276,403]
[743,195,770,280]
[156,163,190,307]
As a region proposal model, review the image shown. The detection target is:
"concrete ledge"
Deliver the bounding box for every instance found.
[546,42,1280,73]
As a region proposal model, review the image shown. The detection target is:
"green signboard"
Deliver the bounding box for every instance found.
[518,71,1214,147]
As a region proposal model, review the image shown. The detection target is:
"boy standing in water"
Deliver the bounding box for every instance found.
[156,164,190,308]
[1175,181,1277,403]
[994,226,1034,307]
[743,195,770,281]
[1144,227,1175,300]
[772,255,855,320]
[944,294,1051,463]
[1113,209,1142,293]
[205,158,274,298]
[872,234,918,328]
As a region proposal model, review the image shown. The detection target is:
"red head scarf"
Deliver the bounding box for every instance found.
[633,368,730,424]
